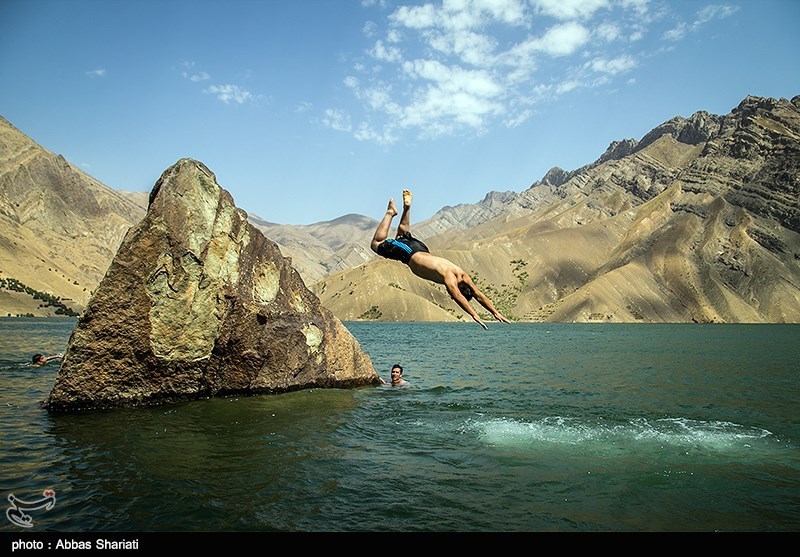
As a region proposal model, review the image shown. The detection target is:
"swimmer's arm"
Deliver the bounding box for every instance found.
[445,277,488,330]
[472,288,510,323]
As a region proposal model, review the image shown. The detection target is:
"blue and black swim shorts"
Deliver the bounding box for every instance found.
[376,232,430,264]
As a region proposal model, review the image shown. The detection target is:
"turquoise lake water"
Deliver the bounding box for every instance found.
[1,318,798,532]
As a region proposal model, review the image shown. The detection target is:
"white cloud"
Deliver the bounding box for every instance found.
[181,61,211,82]
[362,0,388,7]
[365,86,401,113]
[397,60,506,134]
[354,121,397,144]
[596,22,621,42]
[586,55,636,75]
[391,0,528,31]
[619,0,651,17]
[531,22,591,56]
[363,20,378,37]
[503,108,534,128]
[402,59,503,99]
[479,0,528,25]
[556,80,581,94]
[503,21,590,68]
[428,29,497,66]
[86,68,106,77]
[329,0,735,144]
[386,28,402,43]
[664,3,739,40]
[189,71,210,82]
[323,109,352,132]
[532,0,610,21]
[390,3,438,29]
[370,40,403,62]
[204,84,253,104]
[695,4,739,26]
[344,75,360,89]
[663,22,686,41]
[184,62,256,105]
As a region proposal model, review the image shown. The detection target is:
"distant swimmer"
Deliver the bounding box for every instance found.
[381,363,409,387]
[29,353,63,367]
[370,189,510,330]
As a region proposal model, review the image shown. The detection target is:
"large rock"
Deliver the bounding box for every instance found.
[45,159,379,411]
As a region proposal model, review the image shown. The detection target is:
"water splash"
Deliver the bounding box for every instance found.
[476,416,778,453]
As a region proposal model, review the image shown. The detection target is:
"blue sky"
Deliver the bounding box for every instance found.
[1,0,798,225]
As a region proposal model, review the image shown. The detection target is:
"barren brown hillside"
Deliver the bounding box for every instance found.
[314,95,800,324]
[0,116,146,316]
[2,95,798,322]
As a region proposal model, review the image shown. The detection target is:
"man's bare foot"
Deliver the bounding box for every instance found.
[387,198,398,216]
[403,189,412,208]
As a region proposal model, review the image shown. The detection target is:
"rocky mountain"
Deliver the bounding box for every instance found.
[249,213,378,286]
[0,116,146,316]
[0,111,375,316]
[315,95,800,324]
[2,94,798,323]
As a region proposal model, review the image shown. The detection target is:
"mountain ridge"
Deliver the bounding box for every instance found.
[1,94,798,322]
[0,115,146,316]
[314,94,800,323]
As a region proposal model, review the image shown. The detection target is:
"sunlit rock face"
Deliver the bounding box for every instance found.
[46,159,379,411]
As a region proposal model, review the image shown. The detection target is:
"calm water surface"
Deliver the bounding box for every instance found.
[1,318,798,532]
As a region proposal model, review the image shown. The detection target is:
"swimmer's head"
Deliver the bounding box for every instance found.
[390,364,404,385]
[458,281,474,301]
[31,354,44,365]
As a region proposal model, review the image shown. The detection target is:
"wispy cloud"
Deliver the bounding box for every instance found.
[664,3,740,41]
[204,84,253,105]
[85,68,106,77]
[324,0,737,143]
[182,61,256,105]
[585,55,637,75]
[323,109,352,132]
[532,0,610,21]
[695,4,740,26]
[181,61,208,81]
[188,71,210,82]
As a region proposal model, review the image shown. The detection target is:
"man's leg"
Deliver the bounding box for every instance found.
[397,189,412,237]
[370,198,398,253]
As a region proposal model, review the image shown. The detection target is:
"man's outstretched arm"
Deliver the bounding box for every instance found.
[466,280,510,324]
[445,278,488,330]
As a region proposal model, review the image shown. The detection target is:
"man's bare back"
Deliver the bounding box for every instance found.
[407,251,464,285]
[370,189,510,329]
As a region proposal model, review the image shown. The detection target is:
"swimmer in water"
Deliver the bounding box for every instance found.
[381,363,409,387]
[29,353,62,367]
